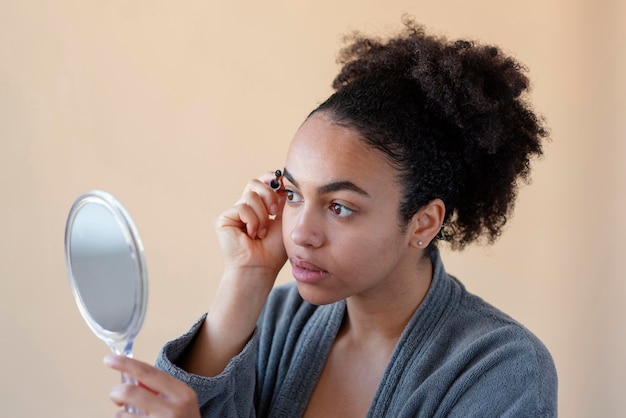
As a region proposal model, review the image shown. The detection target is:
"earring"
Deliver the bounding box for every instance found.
[417,240,423,247]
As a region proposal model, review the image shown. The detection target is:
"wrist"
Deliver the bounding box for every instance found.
[206,267,277,341]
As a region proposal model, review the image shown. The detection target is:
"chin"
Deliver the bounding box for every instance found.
[295,282,344,306]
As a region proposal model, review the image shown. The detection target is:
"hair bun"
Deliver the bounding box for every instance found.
[323,17,547,248]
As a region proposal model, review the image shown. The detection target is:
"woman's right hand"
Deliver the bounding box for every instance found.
[215,173,288,288]
[179,173,288,377]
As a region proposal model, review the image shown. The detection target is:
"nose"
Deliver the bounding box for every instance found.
[289,205,324,248]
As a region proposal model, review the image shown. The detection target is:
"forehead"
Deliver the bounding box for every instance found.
[285,112,396,190]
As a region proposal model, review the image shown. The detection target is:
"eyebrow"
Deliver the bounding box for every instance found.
[283,168,371,197]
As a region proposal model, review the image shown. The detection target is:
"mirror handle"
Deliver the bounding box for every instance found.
[121,372,143,414]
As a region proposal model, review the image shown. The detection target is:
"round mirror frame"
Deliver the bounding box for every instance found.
[64,190,148,353]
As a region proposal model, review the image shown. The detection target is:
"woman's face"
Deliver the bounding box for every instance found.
[282,112,421,305]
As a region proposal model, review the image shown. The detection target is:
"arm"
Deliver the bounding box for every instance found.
[178,173,287,377]
[105,173,287,417]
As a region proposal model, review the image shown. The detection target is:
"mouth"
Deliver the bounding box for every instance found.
[290,257,330,284]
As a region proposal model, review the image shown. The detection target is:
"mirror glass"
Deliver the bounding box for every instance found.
[64,190,148,357]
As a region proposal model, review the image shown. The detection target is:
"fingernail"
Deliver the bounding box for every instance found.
[103,354,117,366]
[258,228,267,239]
[108,385,123,401]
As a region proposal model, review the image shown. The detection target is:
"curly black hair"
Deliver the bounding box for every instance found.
[311,17,548,250]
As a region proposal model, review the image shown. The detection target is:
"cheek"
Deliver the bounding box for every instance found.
[280,209,295,243]
[329,225,407,274]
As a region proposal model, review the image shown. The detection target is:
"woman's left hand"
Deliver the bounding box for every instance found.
[104,355,200,418]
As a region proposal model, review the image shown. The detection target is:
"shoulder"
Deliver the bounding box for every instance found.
[407,252,557,415]
[429,253,554,373]
[436,279,558,415]
[453,283,554,365]
[429,252,554,362]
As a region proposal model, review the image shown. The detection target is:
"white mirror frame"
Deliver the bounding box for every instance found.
[64,190,148,355]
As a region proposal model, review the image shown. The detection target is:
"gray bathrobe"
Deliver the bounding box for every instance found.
[156,250,558,417]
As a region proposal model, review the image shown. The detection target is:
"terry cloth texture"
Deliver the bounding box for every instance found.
[156,249,558,417]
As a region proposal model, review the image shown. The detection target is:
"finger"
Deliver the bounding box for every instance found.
[109,382,170,415]
[104,355,190,400]
[217,202,262,239]
[226,185,283,240]
[257,170,284,193]
[239,190,274,238]
[238,178,283,216]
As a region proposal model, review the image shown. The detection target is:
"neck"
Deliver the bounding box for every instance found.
[341,254,433,343]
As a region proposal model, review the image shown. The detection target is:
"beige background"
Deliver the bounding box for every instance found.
[1,1,624,417]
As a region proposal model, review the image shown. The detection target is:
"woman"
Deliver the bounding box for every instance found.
[106,19,558,417]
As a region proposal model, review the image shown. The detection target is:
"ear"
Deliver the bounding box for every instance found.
[407,198,445,249]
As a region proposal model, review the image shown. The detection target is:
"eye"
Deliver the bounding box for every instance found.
[330,203,355,218]
[285,190,303,203]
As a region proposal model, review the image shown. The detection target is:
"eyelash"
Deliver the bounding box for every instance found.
[330,203,355,218]
[284,189,302,203]
[284,190,356,219]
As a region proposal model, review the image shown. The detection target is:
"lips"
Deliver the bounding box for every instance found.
[290,257,330,284]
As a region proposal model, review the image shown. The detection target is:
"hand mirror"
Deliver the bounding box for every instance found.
[64,190,148,412]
